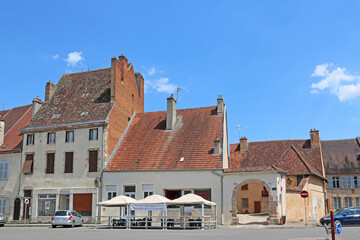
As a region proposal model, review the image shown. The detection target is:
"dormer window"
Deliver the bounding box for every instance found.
[52,114,60,119]
[81,112,88,116]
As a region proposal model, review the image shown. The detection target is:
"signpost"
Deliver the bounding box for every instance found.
[300,190,308,225]
[24,199,29,224]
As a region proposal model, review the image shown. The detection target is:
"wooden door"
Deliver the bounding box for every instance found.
[254,201,261,213]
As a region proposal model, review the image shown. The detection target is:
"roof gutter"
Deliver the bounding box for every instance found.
[21,119,109,133]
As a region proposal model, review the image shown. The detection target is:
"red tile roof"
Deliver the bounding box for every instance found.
[26,68,113,128]
[0,105,32,152]
[230,139,324,178]
[105,106,224,171]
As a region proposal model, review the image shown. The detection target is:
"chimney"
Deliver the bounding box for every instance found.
[45,81,56,101]
[32,97,42,119]
[214,135,221,155]
[310,129,320,148]
[240,137,248,151]
[217,95,224,115]
[0,116,4,146]
[166,94,176,130]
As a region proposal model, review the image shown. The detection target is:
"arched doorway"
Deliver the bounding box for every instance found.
[13,198,21,220]
[232,179,278,225]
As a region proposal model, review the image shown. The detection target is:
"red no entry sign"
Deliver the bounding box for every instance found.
[300,190,308,198]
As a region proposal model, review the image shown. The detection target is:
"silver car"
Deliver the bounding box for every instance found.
[0,215,6,227]
[51,210,83,228]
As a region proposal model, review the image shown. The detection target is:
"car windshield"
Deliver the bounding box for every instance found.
[334,209,345,215]
[55,211,69,216]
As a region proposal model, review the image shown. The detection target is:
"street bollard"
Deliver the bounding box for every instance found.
[330,210,335,240]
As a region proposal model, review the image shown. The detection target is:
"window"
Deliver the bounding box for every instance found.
[0,198,6,215]
[47,132,56,144]
[143,184,154,198]
[46,153,55,174]
[242,198,249,209]
[329,176,341,189]
[296,175,304,186]
[356,197,360,206]
[0,162,9,179]
[124,186,136,198]
[345,197,353,208]
[354,176,360,188]
[194,189,211,201]
[22,154,34,174]
[89,129,98,141]
[26,134,35,145]
[65,131,74,143]
[107,185,117,200]
[38,194,56,216]
[333,197,342,209]
[343,176,351,188]
[88,150,98,172]
[64,152,73,173]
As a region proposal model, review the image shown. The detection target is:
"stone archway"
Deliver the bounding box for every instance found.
[231,179,279,225]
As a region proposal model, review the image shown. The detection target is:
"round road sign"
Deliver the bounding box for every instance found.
[336,223,342,235]
[300,190,308,198]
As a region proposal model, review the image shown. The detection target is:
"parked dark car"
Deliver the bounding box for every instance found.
[320,207,360,226]
[51,210,83,228]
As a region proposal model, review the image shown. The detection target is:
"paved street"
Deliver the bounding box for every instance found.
[0,226,359,240]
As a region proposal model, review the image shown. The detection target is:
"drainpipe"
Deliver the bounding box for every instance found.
[98,125,105,220]
[211,170,223,224]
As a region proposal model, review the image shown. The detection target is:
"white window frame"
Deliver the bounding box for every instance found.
[65,131,74,143]
[47,132,56,144]
[0,162,9,180]
[89,128,98,141]
[124,185,136,198]
[106,185,117,200]
[333,197,342,209]
[142,184,154,198]
[0,198,6,215]
[345,197,353,208]
[356,197,360,206]
[332,177,341,189]
[26,134,35,145]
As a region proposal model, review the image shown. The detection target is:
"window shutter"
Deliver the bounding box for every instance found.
[65,152,73,173]
[46,153,55,174]
[328,177,333,189]
[89,150,98,172]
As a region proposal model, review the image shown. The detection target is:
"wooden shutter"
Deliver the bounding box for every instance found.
[46,153,55,174]
[73,193,92,212]
[89,150,98,172]
[22,154,34,173]
[65,152,73,173]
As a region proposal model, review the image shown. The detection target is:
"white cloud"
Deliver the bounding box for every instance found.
[51,54,59,60]
[310,63,360,101]
[64,51,84,67]
[145,78,178,94]
[148,67,156,76]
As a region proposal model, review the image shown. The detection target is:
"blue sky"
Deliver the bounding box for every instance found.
[1,1,360,143]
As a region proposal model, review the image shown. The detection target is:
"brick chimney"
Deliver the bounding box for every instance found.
[310,129,320,148]
[217,95,224,115]
[32,97,42,119]
[166,94,176,130]
[45,81,56,101]
[111,55,129,101]
[0,116,4,146]
[240,137,248,151]
[214,135,221,155]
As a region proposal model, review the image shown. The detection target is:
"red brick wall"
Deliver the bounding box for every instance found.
[107,56,144,162]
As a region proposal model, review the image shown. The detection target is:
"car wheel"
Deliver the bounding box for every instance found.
[0,224,4,227]
[71,221,75,228]
[52,225,56,228]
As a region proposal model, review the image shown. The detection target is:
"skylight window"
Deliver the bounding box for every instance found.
[81,112,88,116]
[52,114,60,119]
[180,157,184,162]
[82,92,88,97]
[2,144,8,149]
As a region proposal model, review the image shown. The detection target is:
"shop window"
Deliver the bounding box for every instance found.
[38,194,56,216]
[64,152,73,173]
[107,185,117,200]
